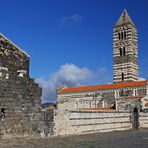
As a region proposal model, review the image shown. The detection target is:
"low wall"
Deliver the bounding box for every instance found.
[54,110,131,136]
[139,112,148,128]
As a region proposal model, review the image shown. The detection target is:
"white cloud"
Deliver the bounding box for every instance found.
[94,67,112,84]
[36,63,93,103]
[36,65,147,103]
[57,14,82,25]
[138,77,146,81]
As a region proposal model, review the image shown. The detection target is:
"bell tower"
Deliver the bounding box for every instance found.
[113,9,138,83]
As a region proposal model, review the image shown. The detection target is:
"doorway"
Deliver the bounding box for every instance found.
[132,108,139,129]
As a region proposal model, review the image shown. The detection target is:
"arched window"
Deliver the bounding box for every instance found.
[102,100,107,108]
[123,47,126,56]
[119,48,122,56]
[122,73,124,81]
[89,102,91,108]
[124,31,126,39]
[121,32,124,40]
[118,33,121,40]
[120,89,124,96]
[97,103,100,108]
[76,102,78,108]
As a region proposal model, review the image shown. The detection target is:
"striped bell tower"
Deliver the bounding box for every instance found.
[113,9,138,83]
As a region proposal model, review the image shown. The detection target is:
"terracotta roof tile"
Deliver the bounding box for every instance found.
[145,102,148,107]
[79,107,114,111]
[121,96,144,99]
[60,80,148,94]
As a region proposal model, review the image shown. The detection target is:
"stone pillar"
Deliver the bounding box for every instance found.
[114,90,119,99]
[133,89,137,96]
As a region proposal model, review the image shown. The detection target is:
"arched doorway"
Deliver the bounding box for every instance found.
[132,108,139,129]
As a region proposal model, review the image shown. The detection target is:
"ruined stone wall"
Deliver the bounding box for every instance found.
[0,34,29,79]
[139,112,148,128]
[117,98,142,111]
[0,34,42,138]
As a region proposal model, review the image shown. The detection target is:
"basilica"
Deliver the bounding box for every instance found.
[54,10,148,136]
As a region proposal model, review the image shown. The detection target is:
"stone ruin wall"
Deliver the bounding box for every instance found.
[0,34,43,139]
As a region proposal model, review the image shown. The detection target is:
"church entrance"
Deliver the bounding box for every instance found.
[132,108,139,129]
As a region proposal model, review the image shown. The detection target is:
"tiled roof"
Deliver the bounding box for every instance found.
[121,96,144,99]
[59,80,148,94]
[145,102,148,107]
[79,107,114,111]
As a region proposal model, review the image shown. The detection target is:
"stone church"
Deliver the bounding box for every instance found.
[0,33,42,138]
[54,10,148,136]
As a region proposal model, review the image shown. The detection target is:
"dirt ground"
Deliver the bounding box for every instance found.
[0,129,148,148]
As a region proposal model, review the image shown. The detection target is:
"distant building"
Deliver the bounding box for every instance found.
[54,10,148,136]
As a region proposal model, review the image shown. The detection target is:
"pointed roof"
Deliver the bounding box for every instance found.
[115,9,136,28]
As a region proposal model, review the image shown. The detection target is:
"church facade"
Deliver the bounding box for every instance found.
[54,10,148,136]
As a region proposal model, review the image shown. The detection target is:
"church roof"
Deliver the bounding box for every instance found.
[59,80,148,94]
[80,107,114,111]
[115,9,136,27]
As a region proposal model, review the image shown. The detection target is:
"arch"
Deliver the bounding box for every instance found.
[132,108,139,129]
[120,89,124,96]
[75,102,78,109]
[97,103,100,108]
[124,31,126,39]
[122,73,124,81]
[89,102,91,108]
[123,47,126,55]
[118,33,121,40]
[102,100,107,108]
[119,48,122,56]
[121,32,124,40]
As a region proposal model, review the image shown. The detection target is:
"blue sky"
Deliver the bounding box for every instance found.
[0,0,148,102]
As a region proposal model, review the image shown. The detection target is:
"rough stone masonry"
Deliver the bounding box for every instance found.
[0,33,42,139]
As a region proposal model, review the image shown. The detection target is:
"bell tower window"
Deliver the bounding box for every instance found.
[118,33,121,40]
[121,32,124,40]
[122,73,124,81]
[119,48,122,56]
[124,31,126,39]
[123,47,126,55]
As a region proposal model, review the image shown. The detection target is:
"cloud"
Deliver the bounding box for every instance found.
[57,14,82,25]
[36,65,147,103]
[138,77,146,81]
[95,67,111,84]
[36,63,93,103]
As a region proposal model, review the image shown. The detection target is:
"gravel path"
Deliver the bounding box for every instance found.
[0,129,148,148]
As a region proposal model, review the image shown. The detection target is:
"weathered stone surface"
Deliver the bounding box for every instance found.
[0,34,42,139]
